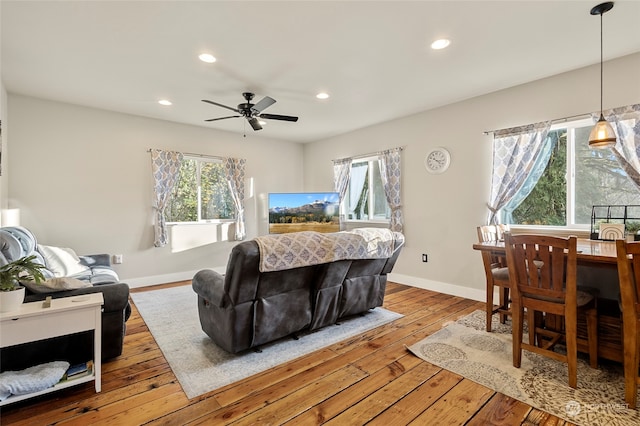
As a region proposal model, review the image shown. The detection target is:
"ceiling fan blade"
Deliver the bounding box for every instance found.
[252,96,276,114]
[248,117,263,131]
[259,113,299,122]
[205,115,240,122]
[202,99,239,113]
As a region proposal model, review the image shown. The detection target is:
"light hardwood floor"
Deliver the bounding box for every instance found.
[0,282,573,425]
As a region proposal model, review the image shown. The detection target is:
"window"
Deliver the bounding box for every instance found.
[166,156,235,223]
[510,118,638,227]
[343,157,391,221]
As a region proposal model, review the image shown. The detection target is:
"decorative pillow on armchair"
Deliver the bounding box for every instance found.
[37,245,91,277]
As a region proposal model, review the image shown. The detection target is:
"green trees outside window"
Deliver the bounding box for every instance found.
[512,120,638,226]
[167,158,234,223]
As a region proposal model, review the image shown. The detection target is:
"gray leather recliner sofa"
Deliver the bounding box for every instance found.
[192,228,404,353]
[0,226,130,371]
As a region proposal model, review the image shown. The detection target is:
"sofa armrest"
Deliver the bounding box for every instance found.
[24,282,130,314]
[192,269,226,307]
[79,253,112,268]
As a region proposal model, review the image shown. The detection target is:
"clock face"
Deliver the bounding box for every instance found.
[425,148,450,174]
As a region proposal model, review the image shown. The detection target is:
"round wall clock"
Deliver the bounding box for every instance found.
[424,147,451,174]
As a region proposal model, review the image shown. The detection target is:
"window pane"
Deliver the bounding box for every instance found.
[346,162,369,220]
[511,130,567,225]
[343,158,393,222]
[372,160,390,220]
[506,118,637,227]
[167,159,198,222]
[574,124,638,224]
[201,162,234,220]
[166,158,235,223]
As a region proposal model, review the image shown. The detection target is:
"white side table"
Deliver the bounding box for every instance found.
[0,293,103,406]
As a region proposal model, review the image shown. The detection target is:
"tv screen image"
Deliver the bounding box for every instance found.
[268,192,340,234]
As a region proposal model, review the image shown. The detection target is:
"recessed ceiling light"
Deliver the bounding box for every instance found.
[316,92,330,100]
[158,100,172,106]
[430,39,451,50]
[198,53,216,63]
[258,120,267,125]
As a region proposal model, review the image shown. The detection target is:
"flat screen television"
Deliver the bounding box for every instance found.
[268,192,340,234]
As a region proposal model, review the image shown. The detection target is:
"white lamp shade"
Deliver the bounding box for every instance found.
[588,115,617,149]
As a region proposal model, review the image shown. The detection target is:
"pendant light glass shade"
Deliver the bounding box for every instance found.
[588,114,617,148]
[589,2,616,149]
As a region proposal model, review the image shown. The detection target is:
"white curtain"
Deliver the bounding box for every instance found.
[598,103,640,191]
[223,157,247,241]
[487,121,552,224]
[378,147,404,232]
[349,163,368,219]
[150,149,183,247]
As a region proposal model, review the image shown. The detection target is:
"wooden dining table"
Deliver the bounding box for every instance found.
[472,238,618,268]
[473,237,623,362]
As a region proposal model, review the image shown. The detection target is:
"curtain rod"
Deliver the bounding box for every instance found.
[483,112,593,136]
[334,146,405,163]
[147,149,225,161]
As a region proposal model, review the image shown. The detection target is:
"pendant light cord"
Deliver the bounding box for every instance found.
[600,11,604,115]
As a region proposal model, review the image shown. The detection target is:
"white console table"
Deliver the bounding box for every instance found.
[0,293,103,405]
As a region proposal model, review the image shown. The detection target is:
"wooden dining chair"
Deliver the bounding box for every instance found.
[616,239,640,409]
[504,233,598,388]
[477,225,511,331]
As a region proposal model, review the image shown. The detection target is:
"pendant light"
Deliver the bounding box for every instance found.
[588,2,617,149]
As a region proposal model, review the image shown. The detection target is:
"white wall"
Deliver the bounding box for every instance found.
[303,52,640,301]
[0,81,7,210]
[7,95,305,285]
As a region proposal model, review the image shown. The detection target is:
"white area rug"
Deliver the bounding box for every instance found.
[131,285,403,399]
[407,310,640,426]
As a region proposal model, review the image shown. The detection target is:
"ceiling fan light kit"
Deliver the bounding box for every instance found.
[588,1,617,149]
[202,92,298,132]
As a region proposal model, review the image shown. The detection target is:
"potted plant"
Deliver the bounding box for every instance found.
[0,255,47,312]
[626,221,640,242]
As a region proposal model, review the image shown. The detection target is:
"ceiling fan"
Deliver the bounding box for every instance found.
[202,92,298,131]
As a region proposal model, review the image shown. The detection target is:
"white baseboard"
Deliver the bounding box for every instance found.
[388,272,486,303]
[124,267,226,289]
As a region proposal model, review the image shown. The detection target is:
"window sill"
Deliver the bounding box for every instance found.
[167,220,234,226]
[341,220,391,231]
[343,219,390,224]
[508,225,591,239]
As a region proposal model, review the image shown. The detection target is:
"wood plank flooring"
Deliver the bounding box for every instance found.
[0,282,573,425]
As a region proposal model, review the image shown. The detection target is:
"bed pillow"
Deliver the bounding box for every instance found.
[21,277,91,294]
[37,245,91,278]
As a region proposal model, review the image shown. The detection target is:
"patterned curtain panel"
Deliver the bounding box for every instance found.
[379,147,404,233]
[596,104,640,191]
[223,157,247,241]
[332,157,352,202]
[150,149,184,247]
[487,122,552,224]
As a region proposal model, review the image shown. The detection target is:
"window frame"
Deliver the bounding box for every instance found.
[508,117,634,232]
[166,155,235,225]
[341,155,391,224]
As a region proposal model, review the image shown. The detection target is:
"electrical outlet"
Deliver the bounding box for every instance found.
[422,254,428,262]
[113,254,123,264]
